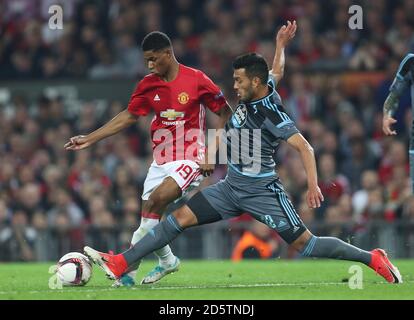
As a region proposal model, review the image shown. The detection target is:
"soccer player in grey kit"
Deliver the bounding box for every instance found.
[383,53,414,191]
[85,54,402,285]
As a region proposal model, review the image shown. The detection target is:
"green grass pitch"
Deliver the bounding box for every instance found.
[0,259,413,300]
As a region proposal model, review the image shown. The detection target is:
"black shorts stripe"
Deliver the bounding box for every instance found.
[186,192,223,225]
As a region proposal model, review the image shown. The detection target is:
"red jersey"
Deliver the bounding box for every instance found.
[128,64,227,164]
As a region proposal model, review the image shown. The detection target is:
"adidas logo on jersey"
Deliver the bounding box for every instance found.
[154,94,160,101]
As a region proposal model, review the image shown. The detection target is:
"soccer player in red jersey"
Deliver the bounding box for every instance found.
[64,31,231,286]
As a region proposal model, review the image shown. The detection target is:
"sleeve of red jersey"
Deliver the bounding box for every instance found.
[197,71,227,113]
[127,80,151,117]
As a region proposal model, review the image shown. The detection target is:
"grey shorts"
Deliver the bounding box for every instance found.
[186,177,307,244]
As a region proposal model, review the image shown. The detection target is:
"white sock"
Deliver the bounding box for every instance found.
[126,218,156,279]
[155,245,177,267]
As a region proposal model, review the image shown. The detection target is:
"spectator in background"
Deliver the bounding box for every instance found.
[31,210,50,261]
[384,165,411,220]
[340,137,379,191]
[114,32,146,78]
[0,210,36,261]
[318,153,350,207]
[46,188,84,227]
[378,140,409,185]
[285,72,317,130]
[0,199,11,229]
[118,195,140,250]
[352,170,381,223]
[86,195,117,252]
[17,183,43,219]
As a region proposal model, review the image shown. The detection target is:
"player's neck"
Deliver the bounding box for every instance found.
[251,85,270,101]
[162,60,180,82]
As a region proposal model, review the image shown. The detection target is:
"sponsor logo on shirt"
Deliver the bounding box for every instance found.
[161,120,186,126]
[160,109,185,120]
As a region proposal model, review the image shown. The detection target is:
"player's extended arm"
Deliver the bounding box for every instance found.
[200,105,232,176]
[383,53,414,135]
[269,20,297,84]
[64,109,138,150]
[287,133,324,209]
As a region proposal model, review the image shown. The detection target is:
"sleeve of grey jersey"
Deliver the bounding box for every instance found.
[389,54,414,95]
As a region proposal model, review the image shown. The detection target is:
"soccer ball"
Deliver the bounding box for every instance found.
[56,252,93,286]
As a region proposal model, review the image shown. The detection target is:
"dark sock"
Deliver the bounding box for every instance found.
[122,215,183,266]
[301,236,372,265]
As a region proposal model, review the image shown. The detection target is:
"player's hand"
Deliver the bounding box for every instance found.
[64,135,92,150]
[199,163,215,177]
[382,115,397,136]
[306,185,324,209]
[276,20,297,47]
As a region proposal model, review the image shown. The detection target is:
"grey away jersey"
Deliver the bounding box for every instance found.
[225,76,299,181]
[390,53,414,108]
[390,53,414,192]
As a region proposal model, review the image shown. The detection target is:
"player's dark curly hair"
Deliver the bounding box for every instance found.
[233,53,269,84]
[141,31,172,52]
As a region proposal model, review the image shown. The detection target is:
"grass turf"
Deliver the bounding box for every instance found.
[0,259,413,300]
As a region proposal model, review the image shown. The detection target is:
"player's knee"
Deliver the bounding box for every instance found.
[291,230,314,252]
[172,206,198,229]
[145,193,168,212]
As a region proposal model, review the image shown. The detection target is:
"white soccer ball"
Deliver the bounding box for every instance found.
[56,252,93,286]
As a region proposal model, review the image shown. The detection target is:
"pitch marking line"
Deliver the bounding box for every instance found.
[0,281,412,295]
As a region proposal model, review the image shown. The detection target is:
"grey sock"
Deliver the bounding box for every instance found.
[301,236,372,265]
[123,215,183,266]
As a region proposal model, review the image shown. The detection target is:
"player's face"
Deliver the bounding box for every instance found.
[143,49,171,76]
[233,68,255,102]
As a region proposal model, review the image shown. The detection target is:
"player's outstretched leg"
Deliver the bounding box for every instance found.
[85,206,198,283]
[293,231,402,284]
[84,214,184,281]
[136,215,180,285]
[112,215,179,287]
[137,178,184,285]
[113,177,183,287]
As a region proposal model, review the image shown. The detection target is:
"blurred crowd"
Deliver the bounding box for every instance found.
[1,0,414,261]
[1,0,414,80]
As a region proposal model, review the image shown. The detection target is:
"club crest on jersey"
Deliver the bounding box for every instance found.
[178,92,189,104]
[231,104,247,128]
[160,109,185,120]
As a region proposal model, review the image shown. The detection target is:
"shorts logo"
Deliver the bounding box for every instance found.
[160,109,185,120]
[178,92,190,104]
[263,215,277,229]
[231,104,247,128]
[277,219,291,232]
